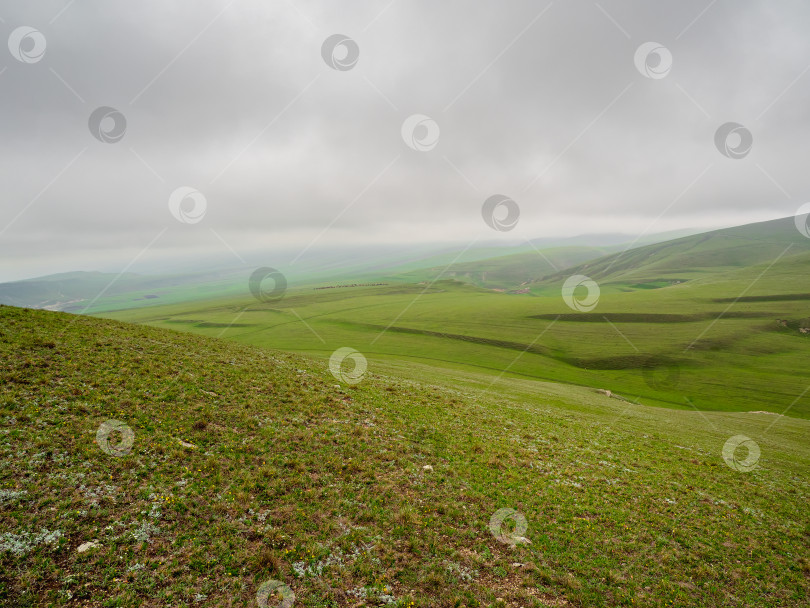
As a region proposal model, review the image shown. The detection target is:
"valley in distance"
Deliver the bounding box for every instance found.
[1,215,808,607]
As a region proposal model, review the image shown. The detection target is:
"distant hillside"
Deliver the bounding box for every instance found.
[0,270,242,313]
[537,216,810,287]
[391,246,617,290]
[0,227,693,312]
[0,272,145,311]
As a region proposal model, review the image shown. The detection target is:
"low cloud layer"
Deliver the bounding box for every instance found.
[1,0,809,281]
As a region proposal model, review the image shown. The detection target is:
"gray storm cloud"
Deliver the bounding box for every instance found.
[1,0,809,281]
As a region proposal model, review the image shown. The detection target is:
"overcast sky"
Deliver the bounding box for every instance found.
[1,0,809,281]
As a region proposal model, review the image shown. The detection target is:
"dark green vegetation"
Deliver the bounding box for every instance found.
[1,305,808,607]
[104,217,810,419]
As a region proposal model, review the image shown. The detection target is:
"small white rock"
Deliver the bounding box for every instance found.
[77,541,101,553]
[422,465,433,472]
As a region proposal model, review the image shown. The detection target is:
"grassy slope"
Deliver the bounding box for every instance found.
[390,247,617,290]
[1,306,808,607]
[103,250,810,419]
[540,216,810,286]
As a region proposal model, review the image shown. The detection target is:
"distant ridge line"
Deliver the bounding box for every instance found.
[314,283,387,290]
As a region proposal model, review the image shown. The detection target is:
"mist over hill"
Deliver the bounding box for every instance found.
[0,226,705,313]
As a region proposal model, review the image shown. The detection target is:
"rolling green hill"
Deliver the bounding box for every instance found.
[386,228,708,291]
[0,271,147,311]
[102,242,810,419]
[0,228,700,314]
[0,270,247,314]
[1,305,808,607]
[390,247,617,291]
[538,216,810,288]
